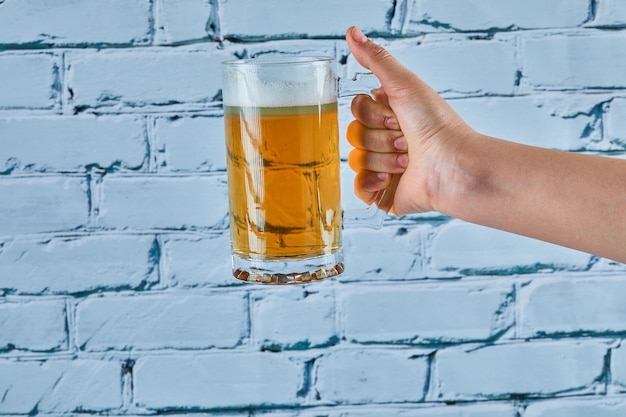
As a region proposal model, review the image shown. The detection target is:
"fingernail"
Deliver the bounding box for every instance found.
[351,26,368,44]
[397,153,408,168]
[393,136,407,151]
[384,117,399,130]
[377,172,389,181]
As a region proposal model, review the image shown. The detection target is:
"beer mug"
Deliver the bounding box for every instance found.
[221,56,387,285]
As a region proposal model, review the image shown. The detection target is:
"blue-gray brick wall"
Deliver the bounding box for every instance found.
[1,0,626,416]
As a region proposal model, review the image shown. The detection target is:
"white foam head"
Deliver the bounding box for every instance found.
[222,56,337,107]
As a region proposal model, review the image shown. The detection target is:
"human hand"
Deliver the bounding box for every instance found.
[345,26,477,216]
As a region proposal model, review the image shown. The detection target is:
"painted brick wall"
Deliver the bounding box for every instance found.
[1,0,626,416]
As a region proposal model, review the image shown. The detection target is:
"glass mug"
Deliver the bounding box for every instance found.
[221,56,386,285]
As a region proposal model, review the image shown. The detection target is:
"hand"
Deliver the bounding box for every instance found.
[345,26,626,263]
[346,87,405,213]
[345,26,477,216]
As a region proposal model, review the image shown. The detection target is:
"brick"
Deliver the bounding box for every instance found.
[606,98,626,147]
[523,33,626,89]
[340,225,423,280]
[0,177,88,235]
[0,359,122,413]
[449,96,597,151]
[253,287,337,350]
[611,343,626,390]
[0,235,158,294]
[153,116,226,172]
[76,292,247,351]
[162,234,234,287]
[253,413,300,417]
[0,0,151,46]
[236,39,338,61]
[342,282,513,344]
[220,0,393,39]
[593,0,626,27]
[303,403,517,416]
[134,353,302,409]
[0,53,58,109]
[348,38,517,96]
[525,397,626,417]
[519,277,626,338]
[315,349,429,404]
[99,175,229,230]
[66,50,226,111]
[429,221,593,276]
[0,116,146,173]
[412,0,588,31]
[0,299,67,352]
[436,341,607,399]
[156,0,216,44]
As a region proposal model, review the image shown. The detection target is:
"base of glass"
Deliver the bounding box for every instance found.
[232,251,344,285]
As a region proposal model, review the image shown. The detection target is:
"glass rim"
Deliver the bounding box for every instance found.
[221,55,334,68]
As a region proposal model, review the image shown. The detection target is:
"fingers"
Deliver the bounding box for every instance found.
[347,82,406,210]
[348,148,408,174]
[351,94,399,130]
[346,120,406,153]
[353,170,393,205]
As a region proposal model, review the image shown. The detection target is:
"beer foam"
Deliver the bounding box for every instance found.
[222,59,337,107]
[224,81,336,107]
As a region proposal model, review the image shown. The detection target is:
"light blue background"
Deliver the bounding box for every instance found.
[1,0,626,416]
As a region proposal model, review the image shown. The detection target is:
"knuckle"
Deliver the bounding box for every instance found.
[371,45,391,62]
[350,94,370,116]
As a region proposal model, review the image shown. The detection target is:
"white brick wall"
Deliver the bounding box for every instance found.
[75,292,248,350]
[0,299,67,351]
[0,0,152,46]
[153,116,226,171]
[0,54,59,109]
[66,50,226,112]
[0,235,158,294]
[315,348,429,404]
[410,0,590,31]
[2,0,626,415]
[219,0,395,40]
[253,287,337,350]
[523,33,626,89]
[342,282,514,344]
[0,116,147,172]
[134,353,304,409]
[0,359,122,413]
[435,341,607,399]
[525,397,626,417]
[98,176,229,230]
[0,177,89,234]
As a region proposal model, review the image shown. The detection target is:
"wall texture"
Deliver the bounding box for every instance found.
[1,0,626,416]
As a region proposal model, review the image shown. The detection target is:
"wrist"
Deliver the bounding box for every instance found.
[429,130,493,218]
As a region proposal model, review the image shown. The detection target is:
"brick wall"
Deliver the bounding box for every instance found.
[1,0,626,415]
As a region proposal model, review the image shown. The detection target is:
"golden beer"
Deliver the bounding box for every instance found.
[224,103,342,260]
[222,55,353,284]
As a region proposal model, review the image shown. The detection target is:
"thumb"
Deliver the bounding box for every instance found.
[345,26,418,98]
[345,26,459,138]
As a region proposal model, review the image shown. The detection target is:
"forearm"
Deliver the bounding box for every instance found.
[438,133,626,263]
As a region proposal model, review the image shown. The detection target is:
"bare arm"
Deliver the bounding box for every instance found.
[443,133,626,263]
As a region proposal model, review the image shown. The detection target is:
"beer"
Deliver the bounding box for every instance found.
[224,102,342,260]
[221,56,356,283]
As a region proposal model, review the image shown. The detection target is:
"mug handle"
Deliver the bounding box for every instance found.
[338,72,394,230]
[338,71,380,97]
